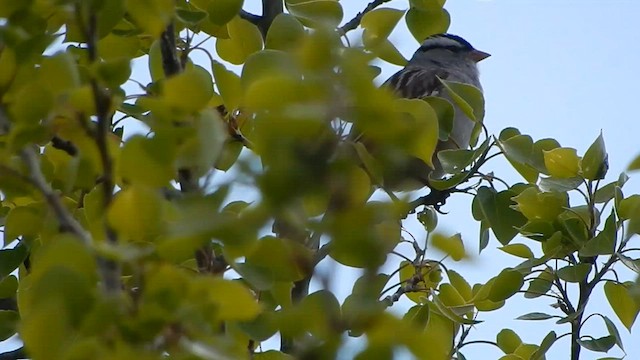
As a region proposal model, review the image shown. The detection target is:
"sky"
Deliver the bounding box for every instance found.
[3,1,640,359]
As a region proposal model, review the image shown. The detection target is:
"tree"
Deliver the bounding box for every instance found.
[0,0,639,359]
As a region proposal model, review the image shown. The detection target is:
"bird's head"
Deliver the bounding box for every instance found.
[410,33,490,65]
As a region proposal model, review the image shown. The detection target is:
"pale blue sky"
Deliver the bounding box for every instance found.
[3,1,640,359]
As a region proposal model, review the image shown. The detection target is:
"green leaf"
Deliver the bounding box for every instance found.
[581,133,608,180]
[602,315,624,351]
[265,14,305,51]
[512,186,568,222]
[0,242,28,279]
[4,205,44,245]
[618,254,640,274]
[40,52,80,95]
[431,233,465,261]
[93,58,132,88]
[516,312,555,321]
[405,7,450,43]
[212,60,243,110]
[488,269,524,302]
[163,65,214,112]
[556,263,591,283]
[244,236,312,283]
[394,98,439,167]
[205,0,243,25]
[447,270,472,301]
[431,295,481,325]
[496,328,522,354]
[176,7,208,25]
[254,350,295,360]
[531,331,557,360]
[497,132,539,183]
[398,260,442,303]
[216,17,263,65]
[176,108,226,177]
[524,268,554,299]
[538,176,582,192]
[423,96,454,141]
[205,278,261,321]
[603,281,640,331]
[125,0,174,37]
[579,211,617,257]
[0,275,18,298]
[0,310,19,341]
[403,304,430,329]
[118,135,176,187]
[438,79,485,123]
[417,206,438,232]
[285,0,343,28]
[107,185,164,241]
[577,336,616,352]
[368,38,408,66]
[498,244,534,259]
[361,8,405,48]
[543,147,580,178]
[474,186,527,245]
[241,50,299,90]
[438,138,490,174]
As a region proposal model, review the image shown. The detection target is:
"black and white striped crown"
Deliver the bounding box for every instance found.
[417,33,475,53]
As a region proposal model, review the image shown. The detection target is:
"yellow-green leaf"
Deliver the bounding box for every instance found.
[603,281,640,331]
[212,60,242,110]
[431,233,465,261]
[361,8,405,48]
[266,14,305,51]
[286,0,343,28]
[405,7,450,43]
[543,147,580,178]
[125,0,174,37]
[216,16,263,65]
[498,244,534,259]
[107,185,164,241]
[163,65,214,112]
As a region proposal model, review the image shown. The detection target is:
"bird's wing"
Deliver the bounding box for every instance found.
[383,66,450,99]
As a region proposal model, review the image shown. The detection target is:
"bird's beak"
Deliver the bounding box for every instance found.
[469,49,491,62]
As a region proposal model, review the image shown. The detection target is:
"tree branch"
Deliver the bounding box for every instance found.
[20,147,91,244]
[338,0,392,36]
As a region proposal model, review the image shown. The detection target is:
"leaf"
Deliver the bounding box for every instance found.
[538,176,582,192]
[618,254,640,274]
[524,268,554,299]
[0,275,18,298]
[117,135,176,187]
[212,60,243,110]
[556,263,591,283]
[361,8,405,48]
[176,7,208,25]
[405,7,450,43]
[163,65,214,112]
[285,0,343,28]
[543,147,580,178]
[496,328,522,354]
[431,233,465,261]
[531,331,557,360]
[488,269,524,302]
[602,315,624,351]
[447,270,472,301]
[577,336,616,352]
[0,242,28,280]
[206,278,261,321]
[394,98,439,167]
[398,260,442,303]
[417,206,438,232]
[438,79,485,123]
[516,312,556,321]
[581,133,608,180]
[265,14,305,51]
[125,0,174,37]
[0,310,18,341]
[216,17,263,65]
[579,211,617,257]
[205,0,243,25]
[512,186,568,222]
[431,295,481,325]
[603,281,640,331]
[175,108,226,177]
[107,185,164,241]
[498,244,534,259]
[474,186,527,245]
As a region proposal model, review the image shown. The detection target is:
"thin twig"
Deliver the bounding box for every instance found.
[20,148,91,244]
[338,0,392,36]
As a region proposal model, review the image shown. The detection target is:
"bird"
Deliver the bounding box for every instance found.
[354,33,490,191]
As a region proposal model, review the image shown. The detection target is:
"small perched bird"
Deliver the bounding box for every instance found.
[357,33,490,190]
